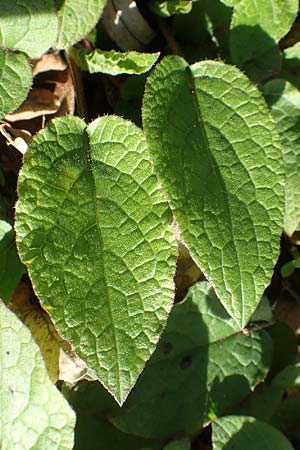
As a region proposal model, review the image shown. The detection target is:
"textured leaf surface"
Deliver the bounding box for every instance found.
[230,0,298,78]
[263,79,300,236]
[112,282,272,438]
[0,220,25,303]
[0,49,32,119]
[15,115,176,405]
[0,301,75,449]
[56,0,106,49]
[70,48,159,75]
[143,56,284,327]
[212,415,294,450]
[0,0,58,58]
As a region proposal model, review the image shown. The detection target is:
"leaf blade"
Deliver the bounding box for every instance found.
[15,115,176,404]
[142,56,284,327]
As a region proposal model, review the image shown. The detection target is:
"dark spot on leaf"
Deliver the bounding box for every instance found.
[180,355,192,369]
[6,351,10,355]
[160,341,173,354]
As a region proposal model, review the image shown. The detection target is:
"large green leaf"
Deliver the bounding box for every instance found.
[263,79,300,236]
[0,0,58,58]
[15,115,176,405]
[230,0,298,80]
[56,0,106,49]
[69,48,159,75]
[212,415,294,450]
[0,301,75,449]
[143,56,284,327]
[112,282,272,438]
[0,49,32,119]
[0,220,25,303]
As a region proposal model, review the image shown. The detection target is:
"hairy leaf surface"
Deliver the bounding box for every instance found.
[264,79,300,236]
[0,0,58,58]
[70,48,159,75]
[112,282,272,438]
[143,56,284,326]
[0,301,75,449]
[15,115,176,404]
[0,49,32,119]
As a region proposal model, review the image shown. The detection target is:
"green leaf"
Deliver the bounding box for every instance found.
[149,0,192,17]
[0,220,25,303]
[66,381,162,450]
[112,282,272,438]
[0,49,32,119]
[15,115,176,405]
[263,79,300,236]
[0,0,58,58]
[212,415,294,450]
[69,48,160,75]
[230,0,298,80]
[163,438,190,450]
[143,56,284,327]
[56,0,106,49]
[0,301,75,449]
[266,322,298,380]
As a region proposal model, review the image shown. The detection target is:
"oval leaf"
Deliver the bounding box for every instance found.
[213,415,294,450]
[0,49,32,119]
[70,48,160,75]
[0,301,75,449]
[15,115,176,405]
[263,79,300,236]
[143,56,284,327]
[56,0,106,49]
[0,0,58,58]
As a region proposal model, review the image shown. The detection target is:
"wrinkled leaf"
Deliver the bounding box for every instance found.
[263,79,300,236]
[212,415,294,450]
[112,282,272,438]
[15,115,176,405]
[143,56,284,327]
[56,0,106,49]
[0,49,32,119]
[230,0,298,80]
[0,220,25,303]
[0,301,75,449]
[70,47,159,75]
[149,0,192,17]
[0,0,58,58]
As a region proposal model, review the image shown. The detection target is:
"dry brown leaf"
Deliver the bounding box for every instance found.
[5,88,61,121]
[32,52,67,76]
[0,121,31,154]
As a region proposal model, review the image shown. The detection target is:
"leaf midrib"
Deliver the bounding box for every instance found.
[82,129,122,402]
[183,64,244,324]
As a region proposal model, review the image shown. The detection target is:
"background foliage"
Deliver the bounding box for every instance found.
[1,0,300,449]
